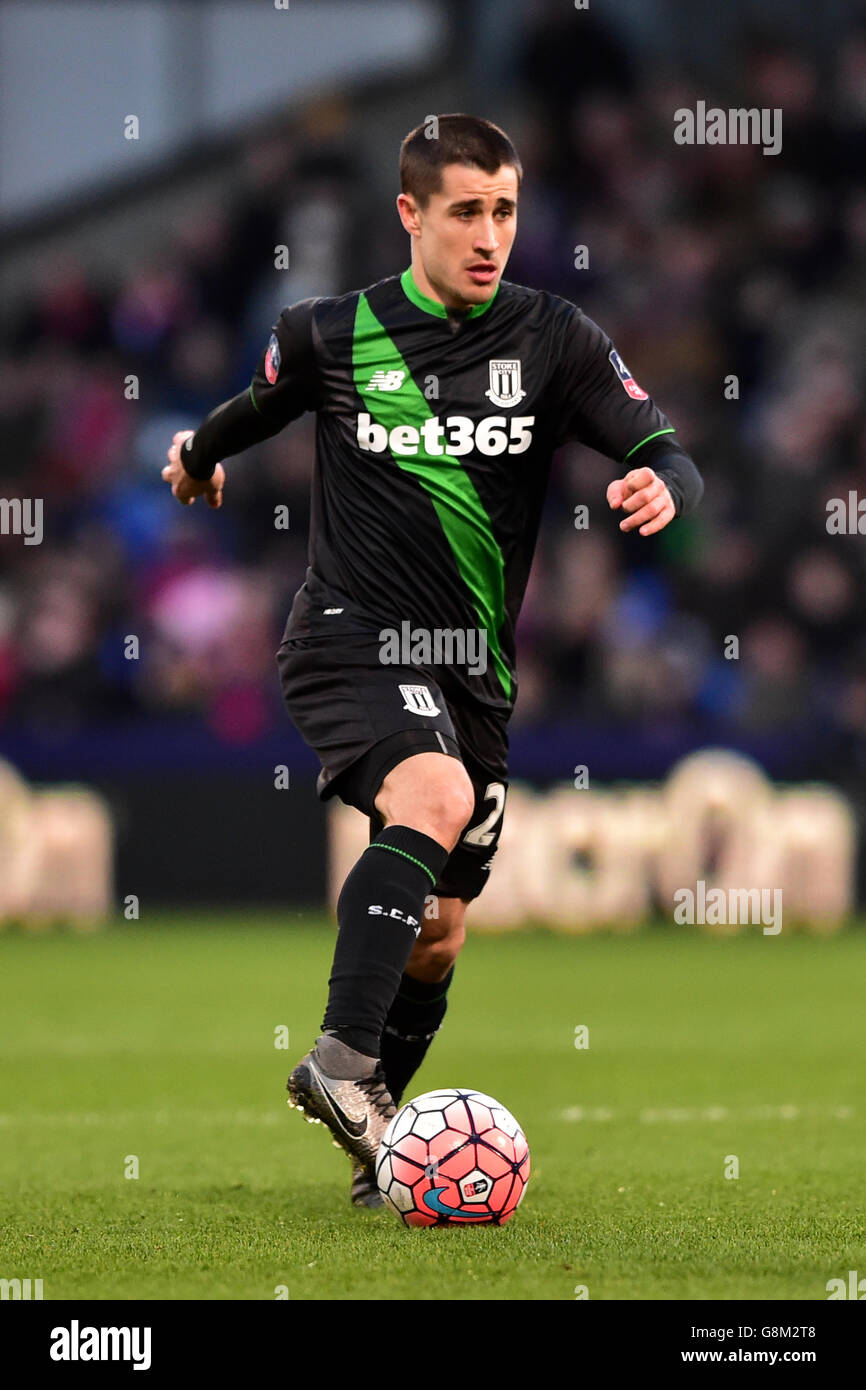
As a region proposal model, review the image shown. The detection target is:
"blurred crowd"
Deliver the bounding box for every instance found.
[2,9,866,774]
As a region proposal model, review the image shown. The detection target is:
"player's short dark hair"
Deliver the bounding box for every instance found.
[399,114,522,207]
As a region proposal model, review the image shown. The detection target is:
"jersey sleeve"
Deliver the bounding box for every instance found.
[179,298,321,480]
[249,296,321,424]
[551,305,677,463]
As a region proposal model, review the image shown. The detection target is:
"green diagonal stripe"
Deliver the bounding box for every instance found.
[353,292,512,700]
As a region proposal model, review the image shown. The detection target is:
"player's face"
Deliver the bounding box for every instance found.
[402,163,519,310]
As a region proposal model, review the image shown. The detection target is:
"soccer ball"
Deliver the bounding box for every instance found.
[375,1088,530,1226]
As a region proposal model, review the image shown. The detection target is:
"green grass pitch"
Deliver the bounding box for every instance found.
[1,916,864,1301]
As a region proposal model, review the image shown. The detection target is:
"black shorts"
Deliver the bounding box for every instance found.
[277,627,509,901]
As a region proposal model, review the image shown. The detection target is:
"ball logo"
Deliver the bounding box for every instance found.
[608,348,648,400]
[422,1184,493,1218]
[462,1175,492,1200]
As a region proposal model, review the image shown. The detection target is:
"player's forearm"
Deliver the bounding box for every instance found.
[179,387,285,480]
[653,449,704,517]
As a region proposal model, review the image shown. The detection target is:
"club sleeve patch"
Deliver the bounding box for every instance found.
[264,332,281,385]
[609,347,648,401]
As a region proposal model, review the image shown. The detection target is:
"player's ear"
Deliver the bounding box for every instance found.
[396,192,421,236]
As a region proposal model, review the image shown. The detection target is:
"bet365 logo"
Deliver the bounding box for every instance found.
[357,412,535,457]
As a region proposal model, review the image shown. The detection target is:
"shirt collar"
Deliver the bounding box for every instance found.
[400,265,499,320]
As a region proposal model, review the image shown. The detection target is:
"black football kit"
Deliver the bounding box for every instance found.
[181,265,703,898]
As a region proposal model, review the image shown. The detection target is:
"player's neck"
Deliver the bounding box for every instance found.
[403,261,495,323]
[408,260,448,307]
[407,260,472,315]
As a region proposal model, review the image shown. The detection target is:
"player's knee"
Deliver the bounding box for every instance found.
[378,758,474,851]
[420,780,474,849]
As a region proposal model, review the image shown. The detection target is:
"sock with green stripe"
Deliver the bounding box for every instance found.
[321,825,450,1059]
[380,965,455,1105]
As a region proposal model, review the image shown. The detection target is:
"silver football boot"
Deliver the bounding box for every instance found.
[349,1158,385,1209]
[287,1033,396,1182]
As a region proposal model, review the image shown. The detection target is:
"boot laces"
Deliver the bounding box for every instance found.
[356,1065,395,1120]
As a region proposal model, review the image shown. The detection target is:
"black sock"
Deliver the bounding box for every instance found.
[321,825,450,1058]
[380,965,455,1105]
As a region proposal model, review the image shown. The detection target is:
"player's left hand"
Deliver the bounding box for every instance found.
[162,431,225,508]
[606,466,675,537]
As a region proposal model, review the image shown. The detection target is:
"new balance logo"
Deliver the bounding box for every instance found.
[366,370,405,391]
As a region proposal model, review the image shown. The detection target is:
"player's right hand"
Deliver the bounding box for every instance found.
[162,431,226,508]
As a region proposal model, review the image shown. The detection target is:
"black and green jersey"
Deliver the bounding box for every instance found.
[182,266,702,714]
